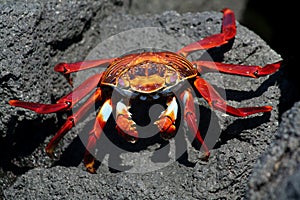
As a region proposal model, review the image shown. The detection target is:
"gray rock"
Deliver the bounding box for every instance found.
[0,0,125,136]
[2,6,283,199]
[0,0,125,195]
[128,0,247,21]
[248,101,300,200]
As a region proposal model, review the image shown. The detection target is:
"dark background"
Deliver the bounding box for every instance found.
[243,0,298,93]
[243,0,299,114]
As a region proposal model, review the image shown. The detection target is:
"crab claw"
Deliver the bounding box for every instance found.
[115,101,139,143]
[154,97,178,140]
[154,116,176,140]
[116,115,138,143]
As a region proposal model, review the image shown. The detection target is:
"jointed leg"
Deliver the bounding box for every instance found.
[177,8,236,57]
[54,58,114,85]
[54,58,115,75]
[193,61,281,77]
[180,89,210,159]
[194,77,272,117]
[9,73,103,114]
[45,88,102,158]
[84,99,112,173]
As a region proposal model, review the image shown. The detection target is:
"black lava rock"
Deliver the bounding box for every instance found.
[0,0,125,196]
[248,101,300,200]
[2,4,284,199]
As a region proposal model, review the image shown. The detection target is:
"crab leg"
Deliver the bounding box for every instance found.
[9,73,103,114]
[194,77,272,117]
[177,8,236,57]
[54,58,115,75]
[193,61,281,77]
[45,87,102,158]
[180,89,210,159]
[154,97,178,140]
[115,101,138,143]
[54,59,114,85]
[84,99,112,174]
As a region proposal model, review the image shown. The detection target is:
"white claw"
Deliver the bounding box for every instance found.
[116,101,131,116]
[159,97,178,120]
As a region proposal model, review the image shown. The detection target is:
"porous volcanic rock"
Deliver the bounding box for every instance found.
[248,101,300,200]
[0,0,126,196]
[2,3,283,199]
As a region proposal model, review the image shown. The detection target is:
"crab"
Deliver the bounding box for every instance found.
[9,8,281,173]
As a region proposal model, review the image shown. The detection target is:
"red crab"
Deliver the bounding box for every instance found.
[9,8,281,173]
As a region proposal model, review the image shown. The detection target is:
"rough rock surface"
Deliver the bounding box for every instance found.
[0,0,125,136]
[128,0,247,21]
[0,0,125,195]
[1,2,284,199]
[248,101,300,200]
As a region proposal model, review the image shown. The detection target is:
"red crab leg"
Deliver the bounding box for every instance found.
[177,8,236,57]
[54,58,115,75]
[9,73,103,114]
[154,97,178,140]
[193,61,281,77]
[45,87,102,158]
[54,58,114,85]
[194,77,272,117]
[180,89,210,159]
[84,99,112,174]
[115,101,138,143]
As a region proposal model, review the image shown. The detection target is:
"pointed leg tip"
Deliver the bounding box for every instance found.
[84,152,97,173]
[54,62,67,73]
[200,151,210,161]
[9,100,17,106]
[264,106,273,112]
[274,61,282,69]
[85,161,97,174]
[259,62,281,76]
[221,8,233,14]
[9,99,25,107]
[46,148,57,159]
[86,167,97,174]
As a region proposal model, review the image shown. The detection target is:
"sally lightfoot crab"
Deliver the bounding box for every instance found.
[9,8,281,173]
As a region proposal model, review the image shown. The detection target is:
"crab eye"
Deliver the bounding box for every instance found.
[165,70,178,85]
[117,75,130,88]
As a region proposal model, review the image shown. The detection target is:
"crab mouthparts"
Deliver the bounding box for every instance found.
[129,75,165,93]
[117,61,181,93]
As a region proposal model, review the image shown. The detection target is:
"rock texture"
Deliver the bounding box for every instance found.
[128,0,247,21]
[1,1,286,199]
[0,0,125,195]
[0,0,125,137]
[248,101,300,200]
